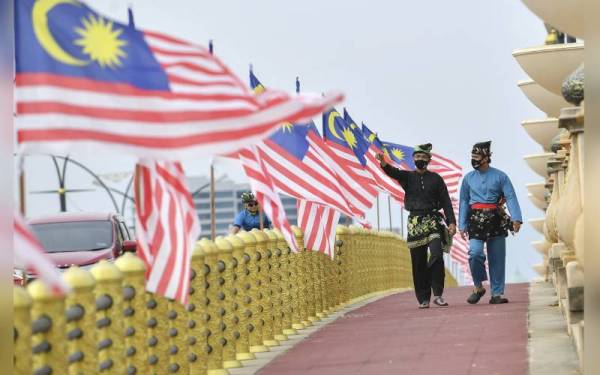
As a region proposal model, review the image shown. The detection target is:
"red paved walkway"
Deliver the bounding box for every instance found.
[259,284,529,375]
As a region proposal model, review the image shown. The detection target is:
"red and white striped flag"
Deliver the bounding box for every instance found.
[297,200,340,258]
[134,160,200,304]
[15,0,342,159]
[238,146,298,252]
[14,212,70,295]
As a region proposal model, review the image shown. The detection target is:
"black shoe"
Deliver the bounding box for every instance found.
[489,296,509,304]
[433,296,448,307]
[467,288,486,304]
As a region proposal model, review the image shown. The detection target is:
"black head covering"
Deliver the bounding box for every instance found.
[472,141,492,157]
[412,143,432,156]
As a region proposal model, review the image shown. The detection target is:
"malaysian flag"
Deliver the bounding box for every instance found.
[341,109,406,202]
[15,0,342,159]
[237,147,298,252]
[249,72,357,218]
[14,212,70,295]
[134,160,200,304]
[297,201,340,258]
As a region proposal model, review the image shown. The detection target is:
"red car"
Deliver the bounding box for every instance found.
[14,212,136,285]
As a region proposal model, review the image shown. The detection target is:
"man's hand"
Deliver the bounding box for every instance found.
[459,230,468,241]
[512,221,521,233]
[375,153,387,167]
[448,223,456,237]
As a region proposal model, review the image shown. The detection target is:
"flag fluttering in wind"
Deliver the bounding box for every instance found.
[297,200,340,258]
[134,161,200,304]
[15,0,342,159]
[14,212,70,295]
[341,109,406,203]
[238,147,298,252]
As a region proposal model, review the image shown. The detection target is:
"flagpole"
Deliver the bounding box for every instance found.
[208,39,217,240]
[387,195,392,232]
[400,205,405,237]
[376,195,380,231]
[210,161,216,240]
[19,160,26,216]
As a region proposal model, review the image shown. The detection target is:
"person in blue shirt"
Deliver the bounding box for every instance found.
[459,141,522,305]
[230,192,271,234]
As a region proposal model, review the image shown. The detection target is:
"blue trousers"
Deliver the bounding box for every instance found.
[468,236,506,296]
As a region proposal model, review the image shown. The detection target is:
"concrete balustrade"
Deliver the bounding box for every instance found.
[13,226,458,375]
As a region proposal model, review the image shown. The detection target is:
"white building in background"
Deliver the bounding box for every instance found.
[187,175,304,238]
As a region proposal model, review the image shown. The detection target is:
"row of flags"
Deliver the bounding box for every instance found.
[13,0,468,304]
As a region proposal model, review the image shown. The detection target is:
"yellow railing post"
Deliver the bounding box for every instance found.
[226,234,255,362]
[189,241,209,374]
[311,249,325,319]
[14,286,32,375]
[63,266,96,374]
[144,292,168,372]
[274,229,298,336]
[114,253,148,375]
[292,226,312,328]
[335,225,349,307]
[198,238,229,375]
[238,231,269,354]
[215,236,243,370]
[28,280,67,375]
[90,260,125,373]
[251,229,279,347]
[265,229,288,342]
[166,298,189,374]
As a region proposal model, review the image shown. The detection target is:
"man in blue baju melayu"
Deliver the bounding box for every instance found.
[458,141,522,304]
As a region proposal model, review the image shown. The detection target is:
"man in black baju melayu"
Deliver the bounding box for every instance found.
[377,143,456,308]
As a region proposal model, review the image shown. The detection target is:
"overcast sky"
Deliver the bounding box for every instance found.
[18,0,548,282]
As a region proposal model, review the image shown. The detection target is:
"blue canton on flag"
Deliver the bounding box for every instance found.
[361,123,384,151]
[16,0,169,90]
[381,141,416,170]
[323,108,369,166]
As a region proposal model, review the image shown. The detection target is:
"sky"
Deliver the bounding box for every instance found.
[17,0,548,282]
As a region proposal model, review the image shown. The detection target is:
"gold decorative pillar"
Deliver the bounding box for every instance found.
[274,229,297,336]
[90,260,124,373]
[144,288,169,372]
[215,236,243,369]
[336,225,349,306]
[291,226,312,327]
[238,231,269,354]
[198,238,229,375]
[265,229,288,342]
[28,280,67,375]
[63,266,96,375]
[226,234,255,361]
[250,229,279,347]
[114,253,148,375]
[189,241,209,374]
[14,286,32,375]
[166,297,189,374]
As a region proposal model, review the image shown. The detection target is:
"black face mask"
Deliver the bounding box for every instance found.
[471,158,482,169]
[414,160,429,170]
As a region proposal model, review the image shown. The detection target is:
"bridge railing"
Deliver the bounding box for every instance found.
[14,225,456,375]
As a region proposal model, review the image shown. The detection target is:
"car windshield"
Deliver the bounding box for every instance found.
[31,220,113,253]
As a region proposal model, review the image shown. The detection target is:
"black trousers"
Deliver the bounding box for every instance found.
[409,238,445,304]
